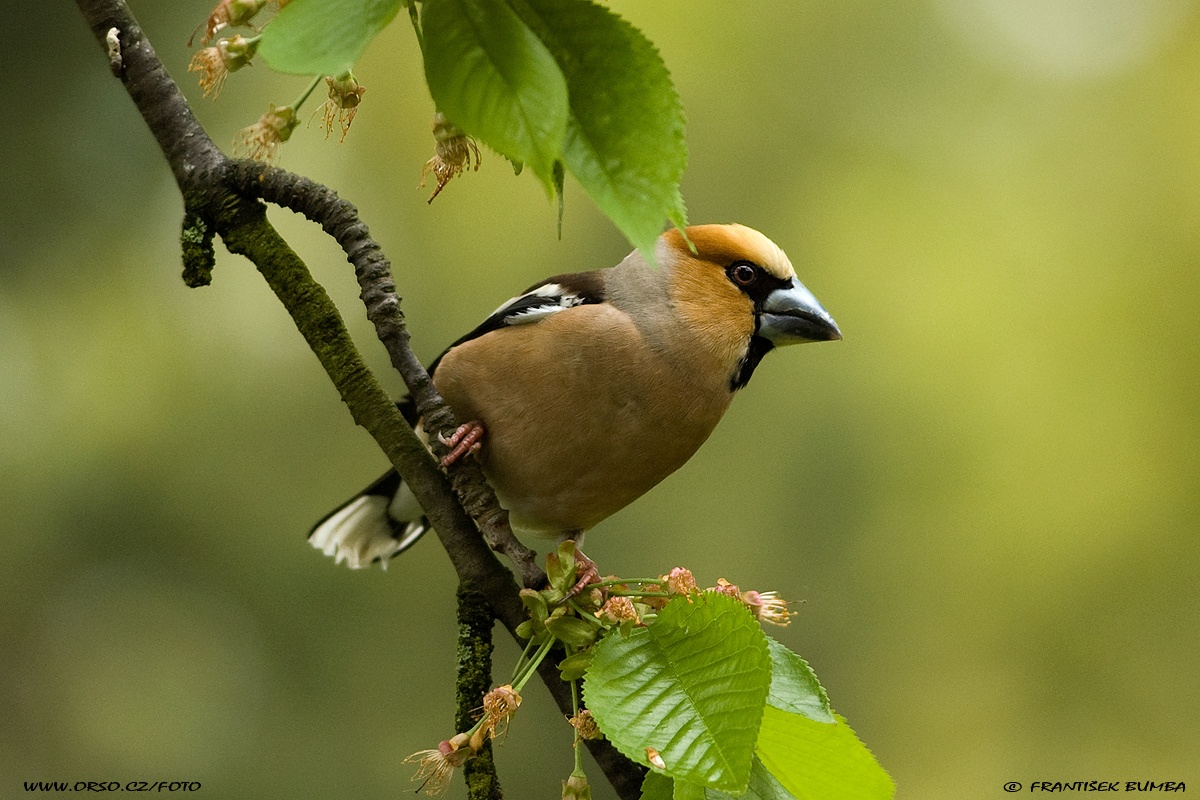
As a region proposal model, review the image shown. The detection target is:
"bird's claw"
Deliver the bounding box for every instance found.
[568,551,601,598]
[439,421,486,468]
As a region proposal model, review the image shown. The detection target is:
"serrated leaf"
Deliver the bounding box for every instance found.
[766,637,834,723]
[641,772,674,800]
[722,759,797,800]
[258,0,402,76]
[585,594,771,793]
[421,0,568,191]
[645,760,800,800]
[756,708,894,800]
[509,0,688,260]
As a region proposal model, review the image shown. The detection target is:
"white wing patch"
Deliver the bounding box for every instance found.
[487,283,592,327]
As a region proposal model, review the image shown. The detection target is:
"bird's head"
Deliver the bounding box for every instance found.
[658,224,841,390]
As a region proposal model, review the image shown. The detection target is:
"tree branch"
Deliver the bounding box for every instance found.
[225,162,544,588]
[73,1,638,797]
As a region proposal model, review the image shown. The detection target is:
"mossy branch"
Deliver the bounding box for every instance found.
[457,586,503,800]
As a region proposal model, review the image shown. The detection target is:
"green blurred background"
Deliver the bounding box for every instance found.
[4,1,1199,797]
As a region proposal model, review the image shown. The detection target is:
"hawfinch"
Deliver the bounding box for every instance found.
[310,224,841,568]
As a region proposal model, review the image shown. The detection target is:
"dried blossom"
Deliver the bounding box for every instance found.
[597,596,639,625]
[188,47,227,98]
[740,590,796,626]
[420,112,481,203]
[187,35,257,99]
[316,74,366,142]
[191,0,269,46]
[707,577,741,598]
[479,684,521,739]
[569,709,602,740]
[233,103,298,164]
[404,733,475,796]
[662,567,697,597]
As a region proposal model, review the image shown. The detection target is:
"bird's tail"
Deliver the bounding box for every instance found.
[308,469,431,568]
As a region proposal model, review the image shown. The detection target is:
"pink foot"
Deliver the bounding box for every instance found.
[439,421,486,468]
[569,550,601,598]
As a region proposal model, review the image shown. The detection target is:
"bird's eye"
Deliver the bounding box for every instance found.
[729,262,758,286]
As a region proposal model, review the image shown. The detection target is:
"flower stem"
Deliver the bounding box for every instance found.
[590,578,663,588]
[509,634,540,684]
[569,676,584,773]
[567,599,605,627]
[407,0,424,52]
[292,75,323,113]
[511,638,555,694]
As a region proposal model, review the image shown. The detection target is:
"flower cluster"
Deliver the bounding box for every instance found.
[403,684,524,796]
[187,2,370,163]
[404,545,801,795]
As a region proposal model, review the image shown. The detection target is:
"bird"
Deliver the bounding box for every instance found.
[309,223,841,569]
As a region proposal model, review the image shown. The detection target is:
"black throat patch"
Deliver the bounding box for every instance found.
[730,335,775,391]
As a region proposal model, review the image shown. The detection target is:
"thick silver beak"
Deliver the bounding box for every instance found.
[757,279,842,344]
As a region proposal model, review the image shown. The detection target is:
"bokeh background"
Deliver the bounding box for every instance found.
[4,1,1199,797]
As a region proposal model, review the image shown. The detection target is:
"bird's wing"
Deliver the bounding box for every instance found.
[427,271,606,375]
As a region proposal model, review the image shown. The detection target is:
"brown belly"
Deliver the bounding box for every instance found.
[433,307,733,536]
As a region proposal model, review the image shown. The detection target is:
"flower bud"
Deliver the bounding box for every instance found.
[562,772,592,800]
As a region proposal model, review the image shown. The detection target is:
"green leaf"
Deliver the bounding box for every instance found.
[756,707,895,800]
[545,615,597,648]
[557,649,593,681]
[673,780,707,800]
[508,0,688,259]
[641,772,674,800]
[645,760,801,800]
[546,539,577,589]
[519,587,549,621]
[585,594,771,793]
[421,0,568,191]
[727,759,797,800]
[258,0,403,76]
[766,637,834,723]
